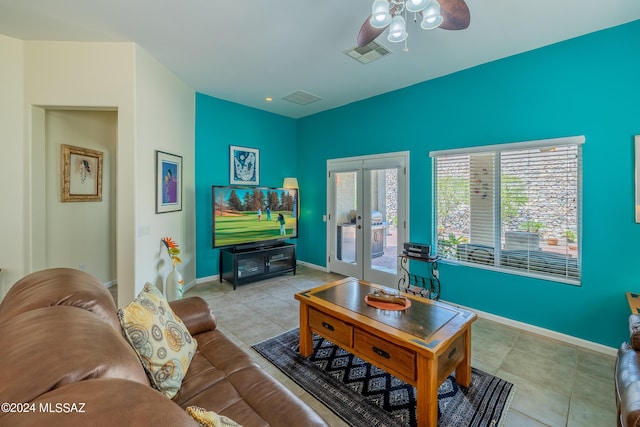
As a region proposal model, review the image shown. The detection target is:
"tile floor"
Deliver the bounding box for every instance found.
[179,265,616,427]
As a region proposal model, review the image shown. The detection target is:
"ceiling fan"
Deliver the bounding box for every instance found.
[357,0,470,47]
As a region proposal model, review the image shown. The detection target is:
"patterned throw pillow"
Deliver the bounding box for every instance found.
[118,283,197,398]
[186,406,242,427]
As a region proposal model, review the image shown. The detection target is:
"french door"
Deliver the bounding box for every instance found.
[327,152,408,286]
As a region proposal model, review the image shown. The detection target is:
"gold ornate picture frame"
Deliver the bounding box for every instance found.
[61,144,103,202]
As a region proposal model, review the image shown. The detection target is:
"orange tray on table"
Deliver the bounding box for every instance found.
[364,295,411,311]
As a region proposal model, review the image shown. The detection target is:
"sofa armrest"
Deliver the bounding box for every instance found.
[630,315,640,351]
[169,296,217,336]
[621,381,640,427]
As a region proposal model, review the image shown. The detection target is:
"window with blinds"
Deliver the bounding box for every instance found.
[431,136,583,284]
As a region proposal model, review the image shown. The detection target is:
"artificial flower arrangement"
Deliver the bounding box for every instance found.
[162,237,184,298]
[161,237,182,267]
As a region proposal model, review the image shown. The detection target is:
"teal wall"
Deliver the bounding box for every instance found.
[295,20,640,348]
[195,94,297,278]
[195,20,640,348]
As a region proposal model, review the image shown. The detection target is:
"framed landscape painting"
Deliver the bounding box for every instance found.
[230,145,259,185]
[156,150,182,213]
[61,144,103,202]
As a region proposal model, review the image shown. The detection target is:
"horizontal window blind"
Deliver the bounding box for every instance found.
[432,137,582,283]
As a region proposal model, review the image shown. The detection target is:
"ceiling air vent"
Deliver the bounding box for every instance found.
[282,90,322,105]
[344,41,391,64]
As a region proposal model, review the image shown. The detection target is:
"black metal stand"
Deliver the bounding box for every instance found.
[397,254,440,300]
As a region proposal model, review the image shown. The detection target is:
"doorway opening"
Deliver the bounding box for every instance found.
[327,152,409,287]
[30,108,117,292]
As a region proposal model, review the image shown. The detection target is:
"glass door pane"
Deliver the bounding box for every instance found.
[363,167,401,285]
[336,171,357,263]
[331,170,362,278]
[368,168,398,275]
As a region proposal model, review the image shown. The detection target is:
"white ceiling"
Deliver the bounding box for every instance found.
[1,0,640,118]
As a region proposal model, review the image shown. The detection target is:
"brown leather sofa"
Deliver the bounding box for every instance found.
[615,314,640,427]
[0,268,328,426]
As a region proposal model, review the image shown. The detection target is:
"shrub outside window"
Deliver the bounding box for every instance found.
[431,136,583,284]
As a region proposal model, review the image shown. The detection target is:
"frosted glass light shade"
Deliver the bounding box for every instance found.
[370,0,391,28]
[283,177,299,189]
[387,15,408,43]
[421,0,443,29]
[406,0,430,13]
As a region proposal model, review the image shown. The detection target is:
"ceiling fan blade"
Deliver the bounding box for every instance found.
[357,18,388,47]
[439,0,470,30]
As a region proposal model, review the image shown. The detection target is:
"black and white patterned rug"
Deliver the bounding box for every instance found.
[253,328,515,427]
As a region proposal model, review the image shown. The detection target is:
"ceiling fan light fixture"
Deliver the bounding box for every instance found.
[405,0,430,13]
[370,0,392,28]
[387,14,408,43]
[357,0,469,50]
[421,0,443,29]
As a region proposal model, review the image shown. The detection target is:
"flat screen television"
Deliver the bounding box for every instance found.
[212,185,298,249]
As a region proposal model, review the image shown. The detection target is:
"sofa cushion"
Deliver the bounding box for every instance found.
[119,283,197,398]
[0,306,150,405]
[0,267,120,330]
[173,329,328,427]
[0,378,199,427]
[172,330,261,407]
[186,406,242,427]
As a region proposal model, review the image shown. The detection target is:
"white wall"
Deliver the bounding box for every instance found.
[0,39,195,307]
[23,41,137,307]
[0,35,25,297]
[134,47,195,297]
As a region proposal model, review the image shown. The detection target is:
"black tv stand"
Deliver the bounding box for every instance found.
[232,240,285,253]
[220,243,296,289]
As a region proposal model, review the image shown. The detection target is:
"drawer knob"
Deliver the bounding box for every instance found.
[373,346,391,359]
[321,322,335,332]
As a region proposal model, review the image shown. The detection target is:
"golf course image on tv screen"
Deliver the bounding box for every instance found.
[212,186,298,248]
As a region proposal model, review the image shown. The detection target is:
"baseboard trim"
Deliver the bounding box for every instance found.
[297,260,328,272]
[442,299,617,357]
[193,274,219,287]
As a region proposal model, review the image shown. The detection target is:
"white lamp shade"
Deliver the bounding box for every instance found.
[421,0,443,29]
[406,0,430,13]
[387,15,408,43]
[283,177,299,189]
[370,0,391,28]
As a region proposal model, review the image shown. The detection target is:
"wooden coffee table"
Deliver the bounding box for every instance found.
[295,277,477,427]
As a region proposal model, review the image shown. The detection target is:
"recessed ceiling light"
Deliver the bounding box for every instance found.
[265,97,273,102]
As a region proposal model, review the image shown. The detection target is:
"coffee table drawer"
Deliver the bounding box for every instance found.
[437,333,465,383]
[309,308,353,347]
[354,329,416,381]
